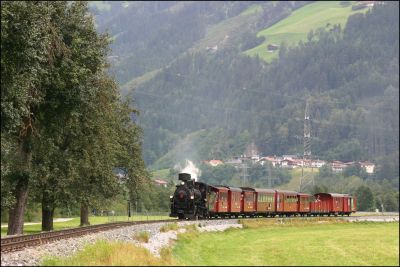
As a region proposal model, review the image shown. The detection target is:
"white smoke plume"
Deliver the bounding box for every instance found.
[181,160,201,181]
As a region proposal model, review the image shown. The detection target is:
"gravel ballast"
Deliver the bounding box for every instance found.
[1,219,242,266]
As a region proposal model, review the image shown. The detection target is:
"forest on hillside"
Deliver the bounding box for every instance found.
[131,2,398,176]
[89,1,399,212]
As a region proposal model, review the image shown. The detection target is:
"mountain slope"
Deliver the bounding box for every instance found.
[244,1,370,62]
[131,2,398,177]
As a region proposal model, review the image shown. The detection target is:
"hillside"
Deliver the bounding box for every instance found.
[89,1,307,90]
[244,1,370,62]
[89,2,398,190]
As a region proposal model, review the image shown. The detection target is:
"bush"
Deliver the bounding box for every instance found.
[160,222,179,232]
[133,231,150,243]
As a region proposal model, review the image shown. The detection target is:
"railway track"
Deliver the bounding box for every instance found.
[1,219,176,253]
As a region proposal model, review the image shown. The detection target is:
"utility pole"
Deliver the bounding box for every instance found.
[240,160,250,186]
[300,100,312,192]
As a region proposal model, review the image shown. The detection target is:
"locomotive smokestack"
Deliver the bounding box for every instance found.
[178,173,191,181]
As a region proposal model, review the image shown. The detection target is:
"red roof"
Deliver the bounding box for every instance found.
[154,179,168,184]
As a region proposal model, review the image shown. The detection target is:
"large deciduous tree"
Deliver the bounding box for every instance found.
[1,1,147,233]
[1,1,55,235]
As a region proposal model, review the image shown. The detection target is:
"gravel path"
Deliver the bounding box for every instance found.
[1,219,241,266]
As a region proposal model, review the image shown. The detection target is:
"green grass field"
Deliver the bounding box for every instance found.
[41,220,399,266]
[244,1,370,62]
[173,221,399,266]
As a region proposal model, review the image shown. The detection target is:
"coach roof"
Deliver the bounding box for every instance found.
[254,188,275,194]
[275,189,298,195]
[316,193,351,198]
[227,187,242,192]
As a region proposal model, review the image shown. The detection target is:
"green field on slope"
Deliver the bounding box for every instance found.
[244,1,370,62]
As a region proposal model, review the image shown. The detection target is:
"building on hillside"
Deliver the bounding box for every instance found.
[204,159,224,167]
[154,179,168,188]
[311,159,327,168]
[282,155,298,160]
[359,161,375,174]
[281,159,298,169]
[267,44,279,51]
[225,158,243,165]
[356,1,378,8]
[260,156,283,167]
[330,161,347,172]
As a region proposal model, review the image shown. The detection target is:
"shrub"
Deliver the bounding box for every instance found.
[160,222,179,232]
[133,231,150,243]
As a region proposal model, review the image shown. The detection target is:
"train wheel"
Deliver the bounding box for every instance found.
[178,214,184,220]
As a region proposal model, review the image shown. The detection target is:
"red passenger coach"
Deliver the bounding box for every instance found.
[240,187,256,215]
[254,188,276,216]
[275,190,298,215]
[207,186,228,216]
[311,193,356,216]
[297,193,312,215]
[227,187,242,215]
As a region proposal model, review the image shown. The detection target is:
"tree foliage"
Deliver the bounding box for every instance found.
[1,1,146,233]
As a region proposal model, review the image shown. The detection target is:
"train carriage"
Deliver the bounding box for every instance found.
[311,193,356,216]
[240,187,257,216]
[297,193,312,216]
[275,190,298,216]
[254,188,276,216]
[227,187,242,215]
[207,186,229,217]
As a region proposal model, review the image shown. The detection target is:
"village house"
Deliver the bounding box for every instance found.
[225,158,243,165]
[204,159,223,167]
[260,156,283,167]
[359,161,375,174]
[311,159,326,168]
[154,179,168,188]
[330,161,348,172]
[267,43,279,51]
[281,159,298,169]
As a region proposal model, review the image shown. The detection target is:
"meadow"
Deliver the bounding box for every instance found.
[41,219,399,266]
[244,1,370,62]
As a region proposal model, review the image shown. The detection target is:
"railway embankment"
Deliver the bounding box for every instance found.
[1,219,241,266]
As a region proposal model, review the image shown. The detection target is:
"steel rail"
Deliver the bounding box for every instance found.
[1,219,176,253]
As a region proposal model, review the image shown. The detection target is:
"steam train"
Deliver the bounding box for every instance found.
[169,173,357,220]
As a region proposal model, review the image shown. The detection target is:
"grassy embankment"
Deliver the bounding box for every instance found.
[244,1,370,62]
[41,219,399,266]
[1,214,172,236]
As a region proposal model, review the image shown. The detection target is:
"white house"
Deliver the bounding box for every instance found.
[359,161,375,174]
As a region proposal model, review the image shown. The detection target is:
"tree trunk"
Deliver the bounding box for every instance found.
[41,190,55,231]
[80,203,90,226]
[7,178,29,235]
[7,116,33,235]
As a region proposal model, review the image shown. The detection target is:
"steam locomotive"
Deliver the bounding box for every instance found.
[169,173,357,220]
